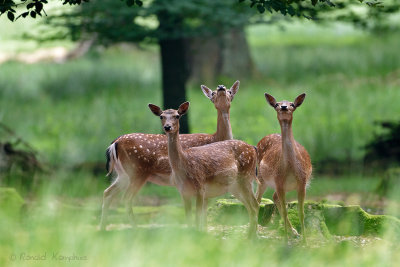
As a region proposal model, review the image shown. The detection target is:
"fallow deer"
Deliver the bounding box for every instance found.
[100,81,240,230]
[148,102,259,238]
[256,93,312,242]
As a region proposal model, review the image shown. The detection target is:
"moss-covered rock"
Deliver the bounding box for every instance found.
[0,187,24,219]
[258,199,275,226]
[323,204,400,236]
[208,198,275,226]
[285,202,332,239]
[208,198,251,225]
[208,198,400,238]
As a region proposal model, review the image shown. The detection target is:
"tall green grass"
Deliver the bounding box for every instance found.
[1,222,399,267]
[1,175,399,267]
[191,30,400,163]
[0,48,161,165]
[1,24,399,168]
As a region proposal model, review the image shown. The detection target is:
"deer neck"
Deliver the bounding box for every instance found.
[214,109,233,141]
[166,130,186,170]
[279,120,296,166]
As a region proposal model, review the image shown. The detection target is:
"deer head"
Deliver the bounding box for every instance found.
[201,80,239,113]
[148,102,190,134]
[265,93,306,122]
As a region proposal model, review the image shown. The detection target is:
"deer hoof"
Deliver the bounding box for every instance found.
[290,227,300,237]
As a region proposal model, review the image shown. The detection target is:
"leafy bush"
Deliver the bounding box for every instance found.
[364,121,400,168]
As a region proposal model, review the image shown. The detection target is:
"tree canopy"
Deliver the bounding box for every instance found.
[2,0,399,28]
[44,0,256,44]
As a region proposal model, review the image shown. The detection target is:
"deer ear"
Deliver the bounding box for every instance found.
[201,85,213,100]
[229,80,240,101]
[264,93,277,108]
[178,101,190,115]
[148,104,163,116]
[294,93,306,108]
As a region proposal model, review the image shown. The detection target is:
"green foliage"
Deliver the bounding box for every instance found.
[0,0,393,20]
[243,0,400,32]
[45,0,257,44]
[1,0,67,21]
[244,0,394,17]
[126,0,142,7]
[375,168,400,197]
[0,0,93,21]
[0,187,24,219]
[364,121,400,167]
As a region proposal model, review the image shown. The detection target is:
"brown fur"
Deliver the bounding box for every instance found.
[100,81,240,230]
[256,93,312,242]
[112,133,215,185]
[154,102,259,237]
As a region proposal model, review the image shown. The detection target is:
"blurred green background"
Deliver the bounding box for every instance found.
[1,1,400,266]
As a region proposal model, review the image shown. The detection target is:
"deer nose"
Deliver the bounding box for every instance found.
[281,105,288,111]
[217,85,225,91]
[164,125,172,132]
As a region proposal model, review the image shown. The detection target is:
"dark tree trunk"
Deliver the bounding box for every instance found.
[157,9,190,133]
[159,38,190,133]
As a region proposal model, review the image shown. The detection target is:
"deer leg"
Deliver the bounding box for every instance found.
[236,179,259,239]
[272,191,283,221]
[255,179,268,203]
[297,183,307,244]
[100,180,120,230]
[273,191,298,238]
[202,197,208,231]
[195,191,206,231]
[182,195,192,226]
[275,187,289,241]
[124,177,148,226]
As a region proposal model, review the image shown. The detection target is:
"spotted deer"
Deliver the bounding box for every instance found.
[256,93,312,242]
[100,81,240,230]
[148,101,259,237]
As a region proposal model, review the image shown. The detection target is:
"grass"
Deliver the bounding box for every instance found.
[1,17,398,205]
[0,48,161,166]
[1,174,400,267]
[1,23,400,167]
[1,18,400,267]
[2,218,398,267]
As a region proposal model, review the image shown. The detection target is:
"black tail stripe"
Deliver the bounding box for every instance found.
[105,140,119,173]
[105,146,111,173]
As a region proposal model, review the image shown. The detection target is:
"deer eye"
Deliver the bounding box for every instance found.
[290,103,295,107]
[211,92,215,96]
[175,115,180,119]
[274,103,279,108]
[160,115,164,120]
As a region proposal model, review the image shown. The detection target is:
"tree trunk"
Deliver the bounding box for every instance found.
[159,38,190,133]
[220,27,254,79]
[185,27,255,84]
[157,10,190,134]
